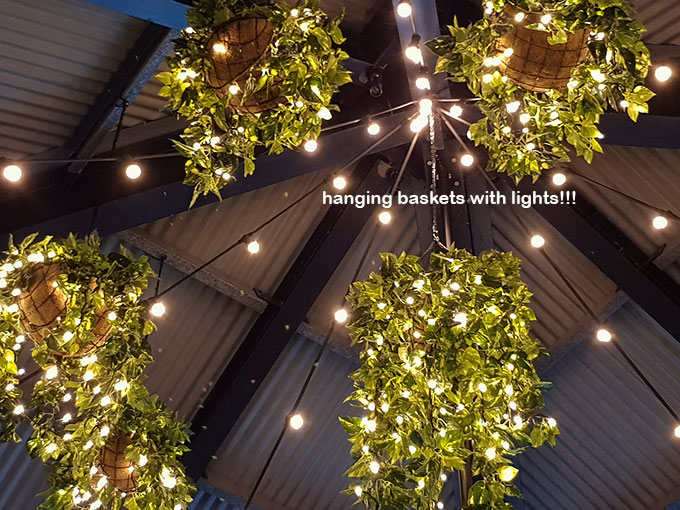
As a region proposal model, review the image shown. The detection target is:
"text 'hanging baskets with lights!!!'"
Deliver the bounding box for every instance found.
[158,0,352,204]
[426,0,653,181]
[341,249,559,510]
[0,234,194,510]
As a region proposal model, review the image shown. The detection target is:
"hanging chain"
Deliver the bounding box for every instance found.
[428,113,442,247]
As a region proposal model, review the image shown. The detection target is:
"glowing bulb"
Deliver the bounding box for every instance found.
[530,235,545,248]
[354,486,363,497]
[114,380,128,392]
[332,176,347,190]
[365,419,377,432]
[449,105,463,118]
[460,154,474,167]
[378,211,392,225]
[138,454,148,467]
[150,302,166,317]
[590,69,606,83]
[45,443,57,454]
[655,65,673,82]
[485,447,496,460]
[596,328,612,342]
[247,240,260,254]
[415,76,430,90]
[482,73,493,84]
[410,114,428,133]
[62,413,72,423]
[547,417,557,427]
[419,98,433,115]
[506,101,521,113]
[396,0,412,17]
[418,480,425,489]
[454,312,467,327]
[500,465,519,482]
[478,382,488,393]
[125,164,142,180]
[653,216,668,230]
[408,445,417,454]
[83,370,94,382]
[520,113,531,124]
[289,413,304,430]
[540,13,552,24]
[5,383,14,391]
[552,172,567,186]
[405,45,423,65]
[299,22,310,32]
[505,385,514,396]
[396,415,404,424]
[63,331,74,342]
[100,425,110,437]
[45,366,58,380]
[100,395,111,407]
[335,308,349,323]
[303,139,318,153]
[212,42,227,54]
[427,379,437,389]
[3,165,22,182]
[227,84,240,95]
[369,461,380,474]
[367,122,381,136]
[318,107,332,120]
[13,404,24,415]
[514,12,525,22]
[504,48,514,57]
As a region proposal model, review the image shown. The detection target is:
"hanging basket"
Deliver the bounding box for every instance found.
[16,264,113,357]
[497,6,591,92]
[206,17,283,114]
[95,434,139,493]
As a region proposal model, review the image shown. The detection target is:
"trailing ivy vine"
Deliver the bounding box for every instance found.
[0,234,194,510]
[426,0,653,180]
[159,0,352,203]
[341,249,558,509]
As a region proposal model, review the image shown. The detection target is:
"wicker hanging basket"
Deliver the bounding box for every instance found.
[496,6,591,92]
[16,264,113,357]
[95,434,139,493]
[206,17,283,114]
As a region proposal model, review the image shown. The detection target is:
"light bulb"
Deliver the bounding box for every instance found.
[367,122,381,136]
[62,413,72,423]
[334,308,349,323]
[289,413,304,430]
[653,215,668,230]
[405,44,423,65]
[449,105,463,118]
[482,74,493,84]
[478,382,488,393]
[485,447,496,460]
[318,107,332,120]
[552,172,567,186]
[590,69,606,83]
[596,328,612,342]
[46,443,57,454]
[674,425,680,438]
[378,211,392,225]
[303,139,318,153]
[100,425,110,437]
[369,461,380,474]
[453,312,467,327]
[415,76,431,90]
[655,65,673,83]
[520,113,531,124]
[506,101,521,113]
[212,42,227,54]
[228,84,240,95]
[396,0,412,17]
[107,311,117,321]
[150,302,166,317]
[114,380,128,392]
[540,13,552,24]
[247,240,260,254]
[125,164,142,180]
[83,370,94,382]
[332,176,347,190]
[504,47,514,57]
[13,404,24,415]
[500,465,519,482]
[3,164,22,182]
[460,154,475,167]
[514,12,525,22]
[45,366,58,380]
[410,114,428,133]
[547,417,557,427]
[419,98,433,115]
[138,454,148,467]
[530,234,545,248]
[354,486,363,497]
[100,395,111,406]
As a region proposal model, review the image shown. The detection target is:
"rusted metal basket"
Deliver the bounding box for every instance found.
[95,434,139,493]
[206,17,283,114]
[497,6,591,92]
[17,264,113,357]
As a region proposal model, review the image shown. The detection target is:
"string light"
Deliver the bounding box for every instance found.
[460,154,475,167]
[419,98,433,116]
[332,176,347,190]
[212,42,227,54]
[485,447,496,460]
[150,302,166,317]
[506,101,521,114]
[596,328,612,342]
[499,465,519,482]
[334,308,349,323]
[674,425,680,438]
[378,211,392,225]
[552,172,567,186]
[405,34,423,65]
[303,139,318,153]
[514,11,525,22]
[478,382,488,393]
[415,75,431,90]
[410,114,428,133]
[367,121,381,136]
[540,13,552,24]
[396,0,412,17]
[655,65,673,83]
[369,461,380,474]
[448,104,463,118]
[652,215,668,230]
[318,107,332,120]
[3,164,22,182]
[45,366,58,380]
[530,235,545,248]
[125,164,142,180]
[228,84,240,95]
[289,414,304,430]
[247,240,260,254]
[13,404,24,415]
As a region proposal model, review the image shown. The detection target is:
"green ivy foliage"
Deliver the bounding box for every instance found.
[158,0,352,204]
[0,234,195,510]
[341,249,559,509]
[426,0,653,181]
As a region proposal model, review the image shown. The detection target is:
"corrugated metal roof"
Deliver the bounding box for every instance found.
[124,60,169,128]
[633,0,680,46]
[0,0,147,159]
[516,301,680,510]
[206,333,357,510]
[0,425,47,510]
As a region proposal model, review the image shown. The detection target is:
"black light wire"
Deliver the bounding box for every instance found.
[439,111,680,424]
